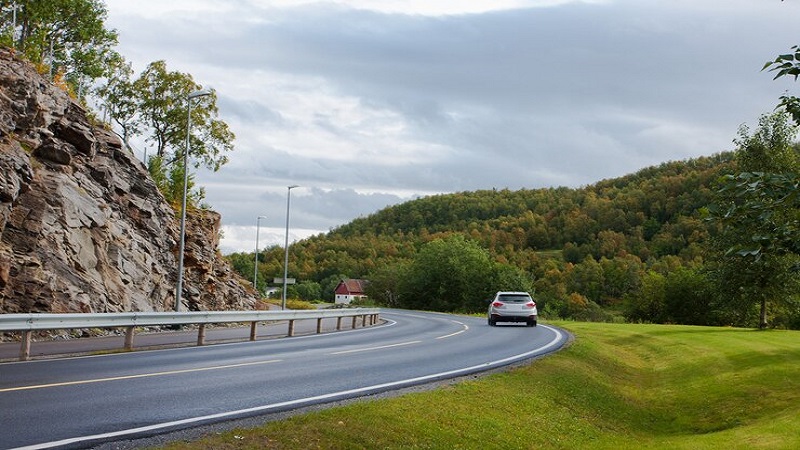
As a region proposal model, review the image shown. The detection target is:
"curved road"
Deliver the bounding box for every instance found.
[0,310,568,449]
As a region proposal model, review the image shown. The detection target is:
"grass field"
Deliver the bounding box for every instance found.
[161,322,800,449]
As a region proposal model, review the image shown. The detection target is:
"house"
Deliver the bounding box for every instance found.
[334,279,368,305]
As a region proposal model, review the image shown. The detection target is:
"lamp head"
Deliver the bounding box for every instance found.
[188,89,212,99]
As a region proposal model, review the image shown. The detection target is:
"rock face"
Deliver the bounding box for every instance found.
[0,48,256,315]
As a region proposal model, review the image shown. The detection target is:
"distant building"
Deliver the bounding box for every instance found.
[334,279,368,305]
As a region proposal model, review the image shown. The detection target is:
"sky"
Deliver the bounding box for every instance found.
[104,0,800,254]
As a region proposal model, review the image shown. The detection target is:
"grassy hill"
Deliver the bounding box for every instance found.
[233,153,794,326]
[162,322,800,449]
[231,152,798,329]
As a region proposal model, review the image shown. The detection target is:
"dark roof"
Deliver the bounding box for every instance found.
[336,278,368,295]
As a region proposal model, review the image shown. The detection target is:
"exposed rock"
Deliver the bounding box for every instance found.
[0,48,257,318]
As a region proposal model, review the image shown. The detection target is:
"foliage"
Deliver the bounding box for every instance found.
[708,112,800,328]
[227,152,799,328]
[130,60,234,170]
[96,59,235,208]
[363,261,410,308]
[146,155,204,206]
[160,322,800,450]
[399,234,496,313]
[293,281,322,302]
[715,172,800,258]
[763,44,800,125]
[0,0,119,97]
[93,52,138,143]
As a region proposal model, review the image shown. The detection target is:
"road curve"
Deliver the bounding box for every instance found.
[0,310,569,449]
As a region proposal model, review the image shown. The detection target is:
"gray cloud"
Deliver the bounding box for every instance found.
[106,0,800,250]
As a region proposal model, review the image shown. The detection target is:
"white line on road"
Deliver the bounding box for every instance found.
[0,359,282,393]
[436,320,469,339]
[330,340,421,355]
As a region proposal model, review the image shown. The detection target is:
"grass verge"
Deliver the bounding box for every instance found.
[159,322,800,449]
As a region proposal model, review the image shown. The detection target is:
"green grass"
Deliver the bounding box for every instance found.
[159,322,800,449]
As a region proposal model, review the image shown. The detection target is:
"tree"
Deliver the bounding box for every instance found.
[710,112,800,328]
[94,52,139,146]
[624,271,666,323]
[399,234,496,312]
[294,281,322,301]
[132,60,234,171]
[716,113,800,259]
[365,261,410,307]
[662,267,712,325]
[96,59,236,205]
[1,0,118,96]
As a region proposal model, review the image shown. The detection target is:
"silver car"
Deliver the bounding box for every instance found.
[487,291,538,327]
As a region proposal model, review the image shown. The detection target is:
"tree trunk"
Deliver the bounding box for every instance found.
[759,298,767,329]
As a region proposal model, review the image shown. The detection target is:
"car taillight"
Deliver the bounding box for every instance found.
[526,302,536,308]
[492,301,504,308]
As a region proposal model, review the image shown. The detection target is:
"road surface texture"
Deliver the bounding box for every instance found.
[0,310,568,449]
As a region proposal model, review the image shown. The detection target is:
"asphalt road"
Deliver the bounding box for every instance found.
[0,310,568,449]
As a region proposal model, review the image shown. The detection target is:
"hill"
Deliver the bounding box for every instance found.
[228,152,794,327]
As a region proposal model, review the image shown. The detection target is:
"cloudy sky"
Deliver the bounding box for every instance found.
[104,0,800,253]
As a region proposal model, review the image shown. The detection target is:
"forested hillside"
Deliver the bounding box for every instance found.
[228,150,799,329]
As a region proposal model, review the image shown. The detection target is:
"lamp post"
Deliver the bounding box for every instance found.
[254,215,267,294]
[282,185,299,310]
[175,89,212,312]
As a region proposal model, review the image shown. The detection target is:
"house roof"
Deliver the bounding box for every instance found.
[335,278,368,295]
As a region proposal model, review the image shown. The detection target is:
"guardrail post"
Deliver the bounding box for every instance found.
[124,326,135,351]
[361,314,367,327]
[197,324,206,346]
[20,331,31,361]
[351,316,358,329]
[287,319,295,337]
[336,316,343,331]
[250,322,258,341]
[316,318,323,334]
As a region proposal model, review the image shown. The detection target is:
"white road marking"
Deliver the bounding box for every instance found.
[0,359,282,393]
[330,340,421,355]
[436,320,469,339]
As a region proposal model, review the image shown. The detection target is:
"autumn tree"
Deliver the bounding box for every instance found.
[1,0,118,96]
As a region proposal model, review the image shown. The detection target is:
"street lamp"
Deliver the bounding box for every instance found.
[175,88,212,312]
[254,215,267,293]
[282,185,299,310]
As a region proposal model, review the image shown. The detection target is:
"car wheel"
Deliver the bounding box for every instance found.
[488,318,496,326]
[527,319,537,327]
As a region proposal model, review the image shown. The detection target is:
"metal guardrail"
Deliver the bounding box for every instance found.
[0,308,381,361]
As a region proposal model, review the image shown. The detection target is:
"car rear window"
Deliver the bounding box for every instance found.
[498,294,531,303]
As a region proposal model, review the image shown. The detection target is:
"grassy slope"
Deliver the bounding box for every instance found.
[161,322,800,449]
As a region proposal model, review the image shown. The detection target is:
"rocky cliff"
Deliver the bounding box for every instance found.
[0,48,256,315]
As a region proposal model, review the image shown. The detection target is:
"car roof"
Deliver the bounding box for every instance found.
[496,291,530,295]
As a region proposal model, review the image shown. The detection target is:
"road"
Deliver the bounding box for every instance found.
[0,310,568,449]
